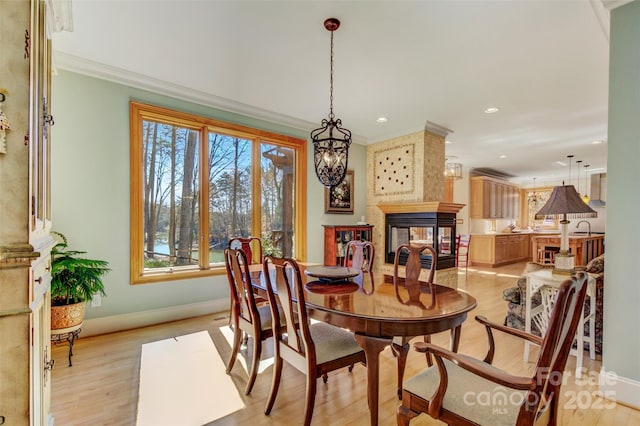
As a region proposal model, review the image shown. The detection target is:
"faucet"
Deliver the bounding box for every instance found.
[576,220,591,236]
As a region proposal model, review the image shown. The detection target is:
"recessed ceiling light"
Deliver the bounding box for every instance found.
[592,140,603,144]
[445,140,452,144]
[376,116,388,123]
[484,107,500,114]
[499,154,507,159]
[555,161,567,166]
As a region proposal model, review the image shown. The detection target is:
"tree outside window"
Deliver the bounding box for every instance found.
[130,102,307,283]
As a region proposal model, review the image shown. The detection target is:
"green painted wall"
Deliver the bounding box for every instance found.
[604,0,640,385]
[51,69,367,321]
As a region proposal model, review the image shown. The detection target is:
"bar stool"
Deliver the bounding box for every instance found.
[537,248,555,265]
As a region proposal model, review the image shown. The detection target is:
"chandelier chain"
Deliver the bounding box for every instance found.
[329,29,334,120]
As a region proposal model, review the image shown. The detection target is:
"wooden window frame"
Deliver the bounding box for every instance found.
[130,102,307,284]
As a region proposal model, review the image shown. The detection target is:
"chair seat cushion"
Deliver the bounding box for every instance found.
[403,358,526,426]
[256,304,297,332]
[309,322,363,364]
[257,304,274,331]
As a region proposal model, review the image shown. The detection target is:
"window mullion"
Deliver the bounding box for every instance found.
[252,139,262,239]
[199,126,210,269]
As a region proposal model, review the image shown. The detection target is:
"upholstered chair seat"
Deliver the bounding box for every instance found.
[309,322,363,364]
[403,358,525,426]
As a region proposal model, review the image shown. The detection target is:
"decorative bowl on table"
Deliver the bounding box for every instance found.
[304,265,360,283]
[305,281,360,294]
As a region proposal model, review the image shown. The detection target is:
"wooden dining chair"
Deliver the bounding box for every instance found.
[227,236,265,327]
[397,272,588,426]
[224,247,274,395]
[391,244,437,399]
[455,234,471,273]
[343,240,374,271]
[344,240,375,294]
[263,255,366,426]
[228,236,263,264]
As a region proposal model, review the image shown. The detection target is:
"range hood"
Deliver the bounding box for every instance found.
[589,173,606,207]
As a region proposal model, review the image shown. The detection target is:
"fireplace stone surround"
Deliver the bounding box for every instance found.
[364,124,464,288]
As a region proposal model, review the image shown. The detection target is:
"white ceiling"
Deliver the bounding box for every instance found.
[52,0,614,186]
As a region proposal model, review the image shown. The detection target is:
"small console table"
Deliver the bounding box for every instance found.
[524,270,595,378]
[51,322,83,367]
[322,225,373,266]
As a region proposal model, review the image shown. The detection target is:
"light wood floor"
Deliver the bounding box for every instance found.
[51,262,640,425]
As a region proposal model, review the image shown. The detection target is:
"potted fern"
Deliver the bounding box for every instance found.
[50,232,110,330]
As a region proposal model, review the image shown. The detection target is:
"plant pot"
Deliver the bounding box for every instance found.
[51,301,86,330]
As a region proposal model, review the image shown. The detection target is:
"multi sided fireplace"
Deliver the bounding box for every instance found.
[378,202,465,271]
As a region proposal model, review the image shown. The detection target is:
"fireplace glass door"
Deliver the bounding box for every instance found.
[385,212,457,270]
[438,226,453,256]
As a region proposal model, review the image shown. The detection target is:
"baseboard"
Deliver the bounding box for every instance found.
[599,368,640,409]
[80,299,229,337]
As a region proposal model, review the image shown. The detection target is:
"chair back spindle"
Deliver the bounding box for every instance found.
[393,244,437,308]
[228,236,263,265]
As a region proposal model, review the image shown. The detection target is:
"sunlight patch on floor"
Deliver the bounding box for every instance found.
[219,325,275,374]
[136,331,244,426]
[496,273,521,278]
[475,270,498,276]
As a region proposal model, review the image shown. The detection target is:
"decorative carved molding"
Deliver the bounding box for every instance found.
[0,243,39,267]
[0,307,32,318]
[377,202,465,214]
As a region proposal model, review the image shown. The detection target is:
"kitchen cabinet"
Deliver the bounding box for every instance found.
[470,233,530,267]
[470,176,519,219]
[323,225,373,266]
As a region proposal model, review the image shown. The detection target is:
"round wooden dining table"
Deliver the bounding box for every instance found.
[251,264,477,426]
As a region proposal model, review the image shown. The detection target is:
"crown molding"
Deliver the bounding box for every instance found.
[52,51,366,143]
[601,0,635,10]
[424,120,454,138]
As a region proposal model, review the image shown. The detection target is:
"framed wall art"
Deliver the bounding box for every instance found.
[324,170,354,214]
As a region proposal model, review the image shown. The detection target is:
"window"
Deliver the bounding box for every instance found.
[130,102,307,283]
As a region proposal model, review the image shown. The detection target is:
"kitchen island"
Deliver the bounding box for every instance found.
[469,233,532,267]
[468,231,605,268]
[531,233,605,267]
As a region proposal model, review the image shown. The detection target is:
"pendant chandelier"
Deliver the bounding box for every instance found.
[576,159,583,197]
[444,159,463,180]
[528,177,538,206]
[583,164,590,203]
[310,18,352,187]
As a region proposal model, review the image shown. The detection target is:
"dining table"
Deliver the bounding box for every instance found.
[250,263,477,426]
